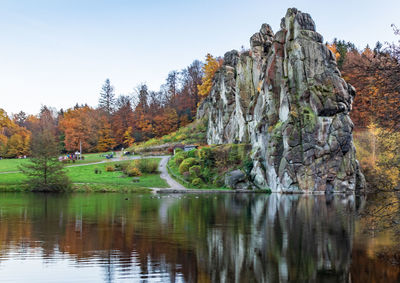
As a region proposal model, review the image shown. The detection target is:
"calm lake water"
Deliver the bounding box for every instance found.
[0,193,398,283]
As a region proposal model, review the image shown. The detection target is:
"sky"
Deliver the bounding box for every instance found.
[1,0,399,115]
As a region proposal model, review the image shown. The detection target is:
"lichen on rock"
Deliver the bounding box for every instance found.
[197,8,365,193]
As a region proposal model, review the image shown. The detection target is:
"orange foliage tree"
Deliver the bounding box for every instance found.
[59,106,103,152]
[197,54,222,100]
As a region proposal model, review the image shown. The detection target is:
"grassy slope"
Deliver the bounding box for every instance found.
[0,152,113,172]
[128,119,207,153]
[0,159,168,192]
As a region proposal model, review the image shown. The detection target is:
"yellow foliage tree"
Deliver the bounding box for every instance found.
[326,43,340,61]
[197,54,222,100]
[97,122,116,152]
[122,127,135,147]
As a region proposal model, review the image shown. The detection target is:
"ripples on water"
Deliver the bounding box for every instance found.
[0,193,398,282]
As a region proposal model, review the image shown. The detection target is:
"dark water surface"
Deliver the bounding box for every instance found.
[0,193,398,282]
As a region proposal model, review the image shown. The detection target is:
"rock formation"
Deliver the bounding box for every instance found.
[197,8,365,193]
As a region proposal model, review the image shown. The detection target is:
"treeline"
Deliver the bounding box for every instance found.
[0,55,221,158]
[327,34,400,130]
[328,29,400,189]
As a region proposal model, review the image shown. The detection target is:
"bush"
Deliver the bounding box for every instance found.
[126,166,142,177]
[197,147,214,167]
[212,175,225,187]
[192,177,203,187]
[174,147,183,154]
[186,149,198,158]
[183,171,191,181]
[132,158,159,174]
[105,164,115,172]
[179,158,198,174]
[175,151,187,160]
[115,162,129,172]
[175,155,185,166]
[189,165,201,178]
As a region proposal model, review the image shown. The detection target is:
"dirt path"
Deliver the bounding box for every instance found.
[154,156,186,191]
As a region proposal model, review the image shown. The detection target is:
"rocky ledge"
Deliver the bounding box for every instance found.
[197,8,365,193]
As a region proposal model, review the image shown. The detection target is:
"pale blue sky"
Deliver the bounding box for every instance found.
[1,0,399,114]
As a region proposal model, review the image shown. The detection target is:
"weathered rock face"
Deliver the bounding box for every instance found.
[197,8,365,193]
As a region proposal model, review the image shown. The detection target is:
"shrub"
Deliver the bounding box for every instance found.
[197,147,214,167]
[189,165,201,178]
[175,155,185,166]
[179,158,198,174]
[132,158,159,174]
[126,166,142,177]
[175,151,187,160]
[183,171,191,181]
[212,175,225,187]
[105,164,115,172]
[116,162,129,172]
[186,149,198,158]
[174,147,183,154]
[192,178,203,187]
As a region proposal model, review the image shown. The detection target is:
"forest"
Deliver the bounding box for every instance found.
[0,54,221,157]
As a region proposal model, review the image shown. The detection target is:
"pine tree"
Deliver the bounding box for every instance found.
[99,79,116,116]
[20,129,70,192]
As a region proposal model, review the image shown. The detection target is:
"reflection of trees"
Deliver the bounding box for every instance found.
[0,193,399,282]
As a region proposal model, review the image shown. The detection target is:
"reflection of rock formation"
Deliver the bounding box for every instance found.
[198,194,357,282]
[1,194,399,282]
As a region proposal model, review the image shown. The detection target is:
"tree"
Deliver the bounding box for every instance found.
[20,128,70,192]
[6,132,30,158]
[122,127,135,147]
[198,54,221,100]
[12,111,27,127]
[99,79,116,116]
[97,121,116,152]
[112,95,134,145]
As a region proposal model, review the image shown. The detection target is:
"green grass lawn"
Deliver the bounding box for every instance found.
[0,158,168,192]
[0,152,113,172]
[0,158,30,172]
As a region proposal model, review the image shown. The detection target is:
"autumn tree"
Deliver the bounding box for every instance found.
[122,127,135,147]
[59,106,102,152]
[112,95,134,145]
[97,120,116,152]
[198,53,221,100]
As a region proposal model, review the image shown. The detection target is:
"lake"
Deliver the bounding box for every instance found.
[0,193,398,282]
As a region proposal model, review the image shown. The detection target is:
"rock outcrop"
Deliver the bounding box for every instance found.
[197,8,365,193]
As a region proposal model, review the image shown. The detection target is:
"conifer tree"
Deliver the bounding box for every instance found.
[20,129,70,192]
[99,79,116,116]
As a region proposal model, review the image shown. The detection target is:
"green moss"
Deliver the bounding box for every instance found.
[301,106,317,129]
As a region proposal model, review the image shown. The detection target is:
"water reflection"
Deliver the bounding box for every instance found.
[0,193,398,282]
